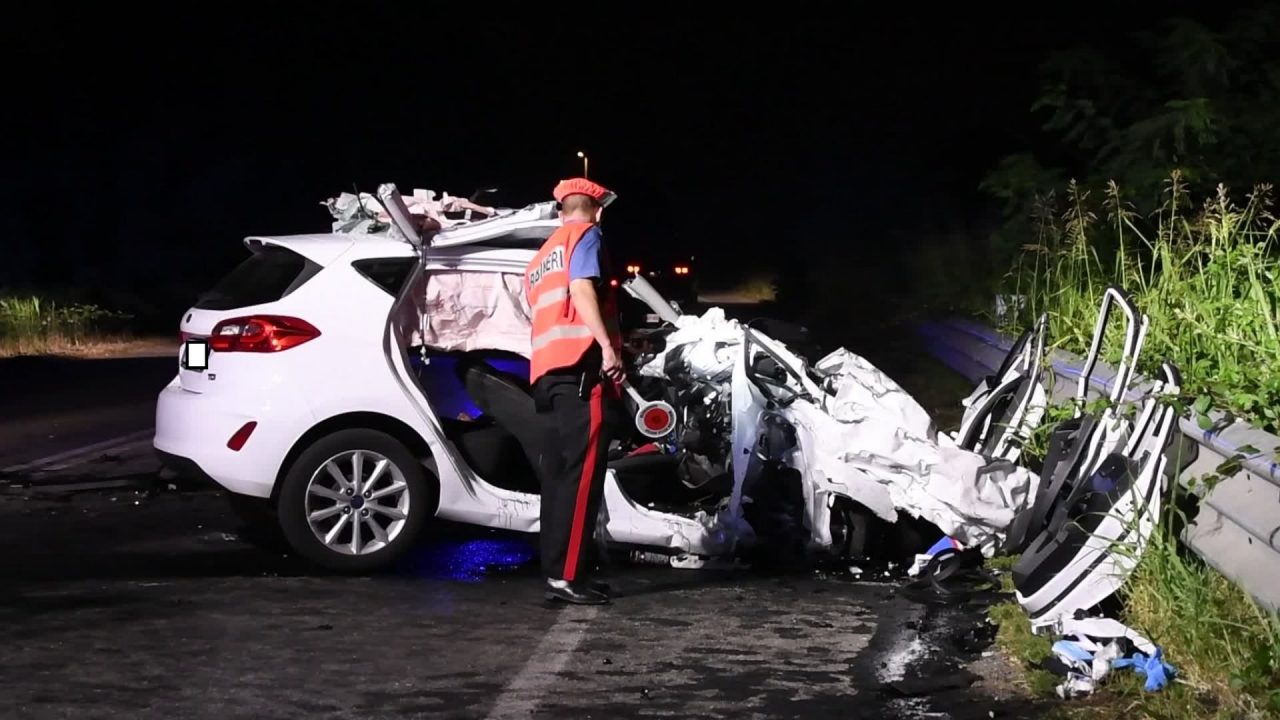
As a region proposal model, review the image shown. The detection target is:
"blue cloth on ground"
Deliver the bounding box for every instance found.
[1052,640,1095,665]
[1113,647,1176,691]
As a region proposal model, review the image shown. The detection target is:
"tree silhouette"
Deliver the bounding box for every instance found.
[981,5,1280,258]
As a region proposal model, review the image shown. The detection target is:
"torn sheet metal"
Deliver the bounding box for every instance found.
[598,469,742,557]
[324,192,393,235]
[969,286,1181,700]
[637,307,1036,554]
[323,188,498,237]
[953,313,1049,463]
[402,189,497,223]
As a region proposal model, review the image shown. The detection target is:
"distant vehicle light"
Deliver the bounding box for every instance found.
[626,264,641,274]
[674,265,690,275]
[610,279,619,287]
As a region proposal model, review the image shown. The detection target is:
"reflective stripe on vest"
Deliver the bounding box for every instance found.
[525,222,621,383]
[531,323,595,351]
[531,286,569,313]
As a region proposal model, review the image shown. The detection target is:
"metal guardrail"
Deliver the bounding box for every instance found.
[918,318,1280,613]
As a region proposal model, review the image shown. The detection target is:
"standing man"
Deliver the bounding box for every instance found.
[525,177,625,605]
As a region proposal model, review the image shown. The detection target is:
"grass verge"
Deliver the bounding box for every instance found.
[708,273,777,303]
[990,535,1280,718]
[982,175,1280,718]
[1119,527,1280,717]
[0,295,135,358]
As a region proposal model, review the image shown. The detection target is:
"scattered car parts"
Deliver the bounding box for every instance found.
[953,312,1049,463]
[955,284,1185,698]
[1013,360,1180,626]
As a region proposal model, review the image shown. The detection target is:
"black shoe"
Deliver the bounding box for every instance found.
[544,580,610,605]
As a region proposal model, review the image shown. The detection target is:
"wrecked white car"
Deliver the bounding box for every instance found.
[620,280,1045,560]
[158,182,1053,574]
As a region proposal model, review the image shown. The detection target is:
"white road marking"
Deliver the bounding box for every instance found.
[0,429,154,474]
[485,606,600,719]
[36,438,154,472]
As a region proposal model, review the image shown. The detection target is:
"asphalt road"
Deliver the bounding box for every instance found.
[0,352,173,469]
[2,467,1043,720]
[0,317,1044,719]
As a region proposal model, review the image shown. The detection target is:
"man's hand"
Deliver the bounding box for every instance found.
[601,345,625,383]
[570,278,626,384]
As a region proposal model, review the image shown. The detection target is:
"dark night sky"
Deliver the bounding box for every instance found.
[5,3,1233,322]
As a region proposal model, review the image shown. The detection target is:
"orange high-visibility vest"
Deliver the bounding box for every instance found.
[525,222,622,383]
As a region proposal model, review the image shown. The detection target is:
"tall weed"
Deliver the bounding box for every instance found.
[996,173,1280,433]
[0,295,131,356]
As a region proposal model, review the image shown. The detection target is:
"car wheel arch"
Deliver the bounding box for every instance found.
[271,411,438,510]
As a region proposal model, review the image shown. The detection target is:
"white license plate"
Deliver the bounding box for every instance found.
[182,338,210,371]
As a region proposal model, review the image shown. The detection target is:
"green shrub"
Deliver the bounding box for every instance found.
[994,173,1280,434]
[0,295,132,356]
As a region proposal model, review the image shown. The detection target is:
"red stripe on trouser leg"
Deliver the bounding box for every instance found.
[562,382,604,582]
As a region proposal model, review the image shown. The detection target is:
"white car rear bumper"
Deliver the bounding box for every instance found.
[153,377,307,499]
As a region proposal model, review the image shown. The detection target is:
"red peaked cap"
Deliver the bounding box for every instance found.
[552,177,617,207]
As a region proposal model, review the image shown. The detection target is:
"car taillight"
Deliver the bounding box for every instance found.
[674,265,690,275]
[208,316,321,353]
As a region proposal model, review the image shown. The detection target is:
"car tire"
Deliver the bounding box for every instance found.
[277,428,434,573]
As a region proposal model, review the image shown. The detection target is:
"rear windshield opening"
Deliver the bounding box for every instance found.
[194,245,321,311]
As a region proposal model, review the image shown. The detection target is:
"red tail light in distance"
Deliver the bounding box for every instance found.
[208,316,321,353]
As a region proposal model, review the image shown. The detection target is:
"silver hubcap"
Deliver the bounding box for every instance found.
[305,449,410,555]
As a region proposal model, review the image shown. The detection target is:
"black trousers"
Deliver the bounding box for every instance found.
[534,375,619,583]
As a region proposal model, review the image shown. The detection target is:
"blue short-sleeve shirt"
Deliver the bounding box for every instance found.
[568,223,609,283]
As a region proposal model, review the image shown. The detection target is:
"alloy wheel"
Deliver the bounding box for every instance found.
[304,449,410,555]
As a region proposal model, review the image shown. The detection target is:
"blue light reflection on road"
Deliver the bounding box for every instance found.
[405,538,537,582]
